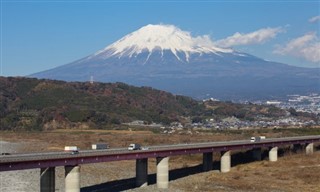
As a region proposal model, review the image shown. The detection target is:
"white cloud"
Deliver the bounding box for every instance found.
[274,32,320,63]
[193,35,215,47]
[309,15,320,23]
[215,27,284,48]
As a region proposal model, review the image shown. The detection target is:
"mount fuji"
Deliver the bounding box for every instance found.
[31,24,320,100]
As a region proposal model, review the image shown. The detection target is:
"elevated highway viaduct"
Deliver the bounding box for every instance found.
[1,135,319,191]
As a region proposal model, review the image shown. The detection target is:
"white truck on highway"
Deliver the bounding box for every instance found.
[250,136,266,142]
[92,143,109,150]
[64,146,79,154]
[128,143,141,150]
[64,146,78,151]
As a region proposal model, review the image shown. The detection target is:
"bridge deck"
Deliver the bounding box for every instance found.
[1,135,320,172]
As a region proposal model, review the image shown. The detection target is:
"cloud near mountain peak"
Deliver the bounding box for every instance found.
[274,32,320,63]
[214,27,284,48]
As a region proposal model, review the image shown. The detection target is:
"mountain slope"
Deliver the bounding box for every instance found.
[2,77,317,131]
[31,24,320,100]
[0,77,202,130]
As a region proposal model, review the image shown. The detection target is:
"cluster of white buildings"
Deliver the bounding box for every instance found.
[266,93,320,114]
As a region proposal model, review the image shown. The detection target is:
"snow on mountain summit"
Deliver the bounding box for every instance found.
[31,24,320,100]
[95,24,233,61]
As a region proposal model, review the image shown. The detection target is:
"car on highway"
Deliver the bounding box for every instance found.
[250,136,266,142]
[141,147,149,150]
[71,151,79,155]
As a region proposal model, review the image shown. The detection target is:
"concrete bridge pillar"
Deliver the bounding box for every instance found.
[40,167,55,192]
[293,144,302,153]
[220,150,231,173]
[306,143,314,155]
[65,165,80,192]
[252,148,262,161]
[136,158,148,187]
[156,156,169,189]
[269,147,278,162]
[202,152,213,171]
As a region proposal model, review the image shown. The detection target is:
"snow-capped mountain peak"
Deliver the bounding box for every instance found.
[31,24,320,101]
[94,24,233,61]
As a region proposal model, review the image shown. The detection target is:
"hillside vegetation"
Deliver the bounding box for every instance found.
[0,77,317,131]
[0,77,201,130]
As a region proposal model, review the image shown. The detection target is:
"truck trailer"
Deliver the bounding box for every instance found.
[92,143,109,150]
[64,146,78,151]
[64,146,79,154]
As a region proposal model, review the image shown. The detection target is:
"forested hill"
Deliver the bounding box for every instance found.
[0,77,201,130]
[1,77,316,131]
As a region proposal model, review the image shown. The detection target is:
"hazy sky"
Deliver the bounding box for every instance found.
[1,0,320,76]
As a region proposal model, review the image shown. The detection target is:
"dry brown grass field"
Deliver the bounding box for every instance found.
[1,129,319,192]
